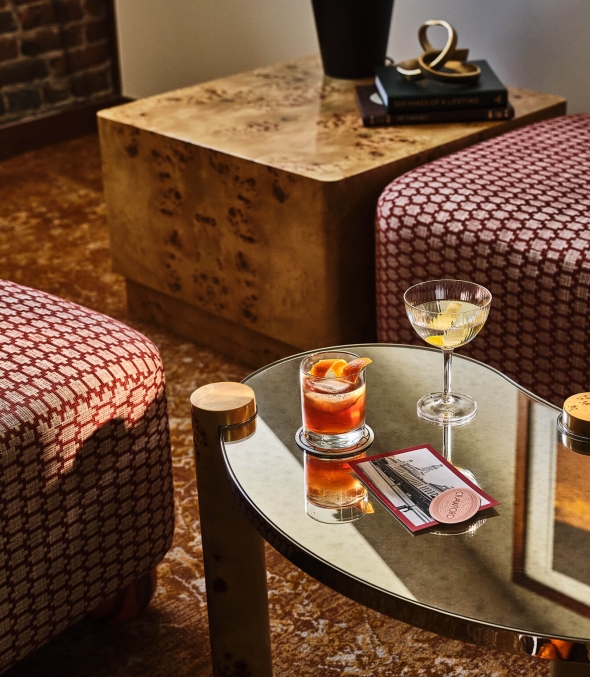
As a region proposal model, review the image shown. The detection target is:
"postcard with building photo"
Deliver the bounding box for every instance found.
[348,444,499,533]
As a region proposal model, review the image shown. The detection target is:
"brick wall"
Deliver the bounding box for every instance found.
[0,0,116,125]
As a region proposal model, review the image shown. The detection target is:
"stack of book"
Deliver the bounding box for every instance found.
[356,59,513,127]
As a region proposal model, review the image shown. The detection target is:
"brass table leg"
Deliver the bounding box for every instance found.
[191,382,273,677]
[551,663,590,676]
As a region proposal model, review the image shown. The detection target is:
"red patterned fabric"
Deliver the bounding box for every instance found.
[376,114,590,407]
[0,280,175,673]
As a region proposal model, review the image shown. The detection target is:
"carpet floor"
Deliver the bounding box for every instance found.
[0,134,548,676]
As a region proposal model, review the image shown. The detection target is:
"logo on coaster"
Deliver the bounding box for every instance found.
[429,487,481,524]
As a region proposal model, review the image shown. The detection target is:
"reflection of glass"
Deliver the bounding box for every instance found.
[404,279,492,426]
[300,351,367,449]
[515,396,590,620]
[304,452,369,523]
[441,422,476,484]
[434,423,486,536]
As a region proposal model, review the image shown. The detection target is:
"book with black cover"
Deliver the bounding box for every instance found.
[374,60,508,113]
[355,85,514,127]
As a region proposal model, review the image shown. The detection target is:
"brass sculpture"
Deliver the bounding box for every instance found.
[396,19,481,84]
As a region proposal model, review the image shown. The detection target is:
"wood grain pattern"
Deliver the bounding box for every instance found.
[98,57,566,360]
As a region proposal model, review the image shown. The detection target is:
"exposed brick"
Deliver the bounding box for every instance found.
[69,42,109,71]
[86,17,107,42]
[49,55,67,76]
[43,82,72,103]
[0,36,18,61]
[0,59,47,86]
[21,27,62,55]
[17,2,57,30]
[6,87,42,113]
[0,0,116,124]
[54,0,83,22]
[0,9,17,34]
[71,65,110,96]
[85,0,106,18]
[62,23,83,47]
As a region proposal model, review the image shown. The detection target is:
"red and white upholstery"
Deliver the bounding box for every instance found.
[0,280,175,673]
[376,114,590,407]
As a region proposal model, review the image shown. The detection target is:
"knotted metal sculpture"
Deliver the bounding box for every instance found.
[395,20,481,84]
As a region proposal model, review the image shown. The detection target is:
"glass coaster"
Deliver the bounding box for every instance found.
[305,499,368,524]
[295,425,374,458]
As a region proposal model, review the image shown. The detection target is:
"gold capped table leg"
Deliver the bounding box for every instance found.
[190,382,272,677]
[551,663,590,676]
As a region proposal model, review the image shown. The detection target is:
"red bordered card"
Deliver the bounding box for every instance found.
[348,444,499,533]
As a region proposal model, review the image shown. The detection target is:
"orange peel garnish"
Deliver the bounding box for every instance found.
[342,357,372,380]
[328,359,347,377]
[309,358,347,378]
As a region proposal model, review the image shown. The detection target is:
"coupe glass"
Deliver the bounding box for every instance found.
[404,279,492,426]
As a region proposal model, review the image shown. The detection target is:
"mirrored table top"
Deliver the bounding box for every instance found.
[223,344,590,652]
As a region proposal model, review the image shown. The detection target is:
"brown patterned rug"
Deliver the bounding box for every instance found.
[0,135,547,676]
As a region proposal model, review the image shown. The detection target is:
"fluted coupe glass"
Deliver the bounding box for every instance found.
[404,279,492,425]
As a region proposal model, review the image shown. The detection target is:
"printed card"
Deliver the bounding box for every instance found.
[348,444,499,533]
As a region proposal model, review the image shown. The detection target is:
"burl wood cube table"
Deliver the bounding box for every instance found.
[98,55,566,367]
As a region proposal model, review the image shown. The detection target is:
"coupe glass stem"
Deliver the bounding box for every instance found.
[442,349,453,404]
[443,424,452,463]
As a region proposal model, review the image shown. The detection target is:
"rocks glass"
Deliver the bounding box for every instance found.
[300,351,369,450]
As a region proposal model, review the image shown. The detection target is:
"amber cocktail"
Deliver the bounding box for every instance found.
[300,351,371,450]
[304,452,369,523]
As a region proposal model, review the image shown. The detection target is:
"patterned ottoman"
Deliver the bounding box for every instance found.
[0,280,175,673]
[376,114,590,407]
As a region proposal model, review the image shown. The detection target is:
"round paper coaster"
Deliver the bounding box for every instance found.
[429,487,481,524]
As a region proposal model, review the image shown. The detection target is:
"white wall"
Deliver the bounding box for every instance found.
[115,0,589,113]
[391,0,589,113]
[114,0,316,98]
